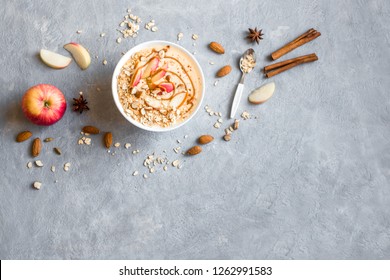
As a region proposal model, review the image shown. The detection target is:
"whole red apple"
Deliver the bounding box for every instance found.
[22,84,67,126]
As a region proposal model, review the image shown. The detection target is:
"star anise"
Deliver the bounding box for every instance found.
[247,27,264,44]
[72,93,90,114]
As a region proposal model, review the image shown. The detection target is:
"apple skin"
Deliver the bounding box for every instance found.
[22,84,67,126]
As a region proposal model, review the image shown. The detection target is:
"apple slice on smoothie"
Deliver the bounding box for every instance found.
[170,92,186,108]
[142,57,160,78]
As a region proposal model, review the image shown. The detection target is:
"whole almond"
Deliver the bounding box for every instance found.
[216,65,232,77]
[104,132,113,148]
[54,147,62,155]
[209,42,225,54]
[186,145,202,156]
[16,131,32,142]
[32,138,42,157]
[198,135,214,145]
[82,126,100,134]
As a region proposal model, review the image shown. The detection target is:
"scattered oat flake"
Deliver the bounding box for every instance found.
[124,143,131,149]
[143,174,148,179]
[100,33,106,37]
[184,135,188,139]
[163,166,168,171]
[172,160,180,167]
[35,160,43,167]
[151,26,158,32]
[209,61,215,65]
[33,182,42,190]
[150,168,155,173]
[214,122,221,129]
[114,142,120,148]
[133,171,139,176]
[103,59,107,65]
[241,111,250,120]
[27,162,33,169]
[51,166,56,173]
[64,163,71,172]
[76,30,82,34]
[177,32,183,41]
[116,37,122,43]
[214,81,218,86]
[209,112,214,116]
[218,118,223,123]
[192,34,199,40]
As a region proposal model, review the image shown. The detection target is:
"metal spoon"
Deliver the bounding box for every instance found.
[230,48,256,118]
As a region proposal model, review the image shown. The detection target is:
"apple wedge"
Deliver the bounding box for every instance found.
[170,92,186,108]
[150,69,167,84]
[248,82,275,104]
[63,42,91,70]
[142,57,160,78]
[130,67,144,87]
[40,49,72,69]
[159,82,174,93]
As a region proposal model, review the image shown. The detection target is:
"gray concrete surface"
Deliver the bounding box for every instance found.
[0,0,389,259]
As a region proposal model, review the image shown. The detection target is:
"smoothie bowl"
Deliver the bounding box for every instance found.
[112,40,205,132]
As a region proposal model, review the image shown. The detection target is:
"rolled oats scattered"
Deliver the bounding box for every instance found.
[133,171,139,176]
[209,61,215,65]
[192,34,199,40]
[51,166,56,173]
[33,182,42,190]
[214,122,221,129]
[218,118,223,123]
[163,166,168,171]
[172,160,180,167]
[143,174,148,179]
[116,37,122,43]
[149,167,155,173]
[124,143,131,149]
[102,59,108,65]
[214,80,218,86]
[223,134,232,141]
[100,33,106,37]
[64,163,71,172]
[35,160,43,167]
[177,32,183,41]
[241,111,250,120]
[114,142,121,148]
[27,162,33,169]
[233,119,240,130]
[151,26,158,32]
[76,30,82,34]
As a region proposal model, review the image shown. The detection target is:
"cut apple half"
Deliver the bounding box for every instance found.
[63,42,91,70]
[142,57,160,78]
[40,49,72,69]
[170,92,186,108]
[248,82,275,104]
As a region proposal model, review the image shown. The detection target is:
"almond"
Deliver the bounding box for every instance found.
[186,145,202,156]
[16,131,32,142]
[32,138,42,157]
[216,65,232,77]
[198,135,214,145]
[82,126,100,134]
[209,42,225,54]
[104,132,113,148]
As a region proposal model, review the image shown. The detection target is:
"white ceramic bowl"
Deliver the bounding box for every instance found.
[112,40,205,132]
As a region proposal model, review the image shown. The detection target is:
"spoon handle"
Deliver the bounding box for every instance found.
[230,83,244,118]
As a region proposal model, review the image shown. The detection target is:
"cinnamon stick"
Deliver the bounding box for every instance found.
[264,53,318,78]
[271,29,321,60]
[264,53,317,73]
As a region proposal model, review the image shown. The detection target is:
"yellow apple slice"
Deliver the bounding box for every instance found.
[63,42,91,70]
[40,49,72,69]
[248,82,275,104]
[170,92,186,108]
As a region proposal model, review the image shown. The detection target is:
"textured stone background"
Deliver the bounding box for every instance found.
[0,0,389,259]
